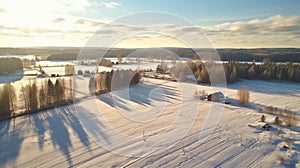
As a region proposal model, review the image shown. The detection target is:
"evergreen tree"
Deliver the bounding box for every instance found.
[4,83,16,113]
[229,67,237,83]
[89,76,95,93]
[47,79,55,104]
[55,80,62,102]
[39,86,46,108]
[0,84,15,117]
[248,65,255,79]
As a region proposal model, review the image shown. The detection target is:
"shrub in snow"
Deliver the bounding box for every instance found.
[198,90,207,96]
[283,109,296,127]
[237,86,249,104]
[274,116,280,125]
[260,115,265,122]
[277,155,285,164]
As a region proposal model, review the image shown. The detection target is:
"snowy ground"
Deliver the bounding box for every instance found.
[0,78,299,167]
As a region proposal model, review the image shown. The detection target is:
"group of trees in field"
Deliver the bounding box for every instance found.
[21,59,36,68]
[89,70,140,94]
[0,57,23,74]
[169,61,223,83]
[0,78,73,119]
[65,64,75,76]
[22,78,73,112]
[170,61,300,84]
[98,58,113,67]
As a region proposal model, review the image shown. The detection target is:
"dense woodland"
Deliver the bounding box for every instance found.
[169,61,300,84]
[0,57,23,74]
[223,62,300,83]
[89,70,140,94]
[0,78,73,119]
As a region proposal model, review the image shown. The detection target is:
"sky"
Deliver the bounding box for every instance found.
[0,0,300,48]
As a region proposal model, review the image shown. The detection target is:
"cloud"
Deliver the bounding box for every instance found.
[171,26,203,36]
[99,1,120,8]
[161,15,300,38]
[0,8,5,13]
[1,12,300,48]
[0,0,92,15]
[52,18,66,23]
[90,1,120,8]
[126,26,148,31]
[165,15,300,48]
[199,15,300,47]
[74,18,106,27]
[94,29,117,34]
[207,15,300,36]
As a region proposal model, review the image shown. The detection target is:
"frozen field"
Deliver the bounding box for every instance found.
[0,78,299,167]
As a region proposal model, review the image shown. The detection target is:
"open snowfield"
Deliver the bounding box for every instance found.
[0,78,299,167]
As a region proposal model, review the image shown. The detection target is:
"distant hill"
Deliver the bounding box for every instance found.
[1,47,300,62]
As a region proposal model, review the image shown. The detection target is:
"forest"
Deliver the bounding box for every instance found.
[170,61,300,84]
[0,57,23,74]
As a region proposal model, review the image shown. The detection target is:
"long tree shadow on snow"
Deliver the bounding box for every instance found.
[98,83,180,111]
[30,106,92,166]
[0,118,25,166]
[46,108,73,165]
[75,106,111,145]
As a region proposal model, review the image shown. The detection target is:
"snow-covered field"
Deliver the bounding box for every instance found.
[0,78,299,167]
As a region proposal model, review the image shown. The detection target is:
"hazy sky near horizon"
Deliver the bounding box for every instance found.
[0,0,300,48]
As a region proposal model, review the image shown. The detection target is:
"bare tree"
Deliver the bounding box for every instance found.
[117,56,123,64]
[21,85,29,112]
[4,83,16,113]
[237,86,250,104]
[0,84,16,117]
[39,85,47,108]
[47,79,55,104]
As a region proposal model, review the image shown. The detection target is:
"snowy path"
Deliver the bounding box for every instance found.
[0,78,299,167]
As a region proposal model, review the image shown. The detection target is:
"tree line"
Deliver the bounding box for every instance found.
[223,61,300,83]
[169,61,300,84]
[0,78,73,119]
[2,47,300,63]
[89,70,140,94]
[0,57,23,74]
[217,49,300,62]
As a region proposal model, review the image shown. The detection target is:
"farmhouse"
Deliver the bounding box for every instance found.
[77,70,83,75]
